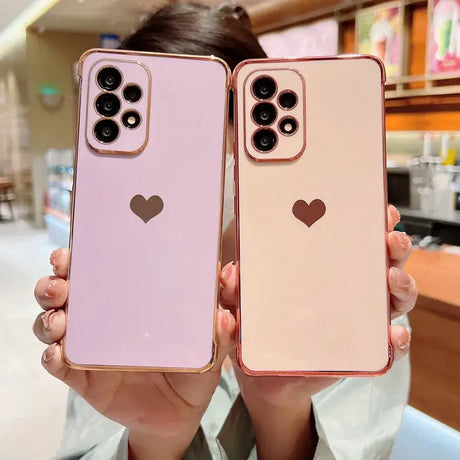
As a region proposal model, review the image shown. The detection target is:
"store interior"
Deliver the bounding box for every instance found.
[0,0,459,458]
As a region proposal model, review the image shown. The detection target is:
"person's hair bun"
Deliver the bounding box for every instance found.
[218,3,251,28]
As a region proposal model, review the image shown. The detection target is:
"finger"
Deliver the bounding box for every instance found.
[387,231,412,269]
[387,205,401,232]
[213,307,237,369]
[34,276,69,310]
[163,308,237,407]
[33,309,66,344]
[41,343,87,392]
[220,262,237,310]
[50,248,70,279]
[390,325,411,360]
[389,267,418,318]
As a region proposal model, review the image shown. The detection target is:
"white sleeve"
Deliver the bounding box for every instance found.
[53,389,213,460]
[312,315,411,460]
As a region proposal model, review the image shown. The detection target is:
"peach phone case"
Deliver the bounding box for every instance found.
[64,49,229,371]
[233,55,392,376]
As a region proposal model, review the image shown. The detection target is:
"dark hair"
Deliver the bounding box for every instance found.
[120,2,267,117]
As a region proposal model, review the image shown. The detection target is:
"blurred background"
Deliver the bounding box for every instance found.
[0,0,459,458]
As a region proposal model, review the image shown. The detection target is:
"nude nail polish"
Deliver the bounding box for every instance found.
[42,343,56,363]
[42,309,56,330]
[44,280,59,298]
[398,333,411,350]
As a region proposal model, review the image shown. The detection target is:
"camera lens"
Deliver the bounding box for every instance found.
[252,102,277,126]
[253,129,277,152]
[123,84,142,103]
[278,91,297,110]
[94,119,119,143]
[95,93,120,117]
[97,67,122,91]
[122,110,141,129]
[279,117,298,136]
[252,76,276,100]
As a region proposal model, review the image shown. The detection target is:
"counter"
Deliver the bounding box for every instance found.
[405,249,460,430]
[399,207,460,245]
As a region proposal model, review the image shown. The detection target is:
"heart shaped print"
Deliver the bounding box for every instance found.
[130,195,164,223]
[292,199,326,228]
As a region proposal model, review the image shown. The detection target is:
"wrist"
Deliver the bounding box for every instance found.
[244,396,317,460]
[128,422,201,460]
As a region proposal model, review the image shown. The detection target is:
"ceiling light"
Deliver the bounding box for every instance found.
[0,0,59,60]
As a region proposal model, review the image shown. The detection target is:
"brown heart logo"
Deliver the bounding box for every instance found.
[292,199,326,228]
[130,195,164,223]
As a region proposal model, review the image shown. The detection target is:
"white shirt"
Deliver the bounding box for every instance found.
[53,154,410,459]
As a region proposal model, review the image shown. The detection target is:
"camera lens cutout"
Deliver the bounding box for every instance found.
[94,119,119,143]
[122,110,141,129]
[97,67,122,91]
[278,91,298,110]
[252,76,276,100]
[123,84,142,103]
[279,117,298,136]
[252,102,277,126]
[253,129,277,152]
[95,93,121,117]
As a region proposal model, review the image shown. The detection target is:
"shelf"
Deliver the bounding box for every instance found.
[385,74,460,99]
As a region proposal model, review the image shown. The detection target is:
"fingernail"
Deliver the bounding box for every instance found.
[398,331,411,350]
[42,343,56,363]
[42,309,56,330]
[220,264,233,286]
[50,250,59,273]
[399,273,411,290]
[398,232,411,248]
[44,280,59,298]
[390,267,410,290]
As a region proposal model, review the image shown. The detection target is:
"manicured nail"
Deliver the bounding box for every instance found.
[398,331,411,350]
[50,250,59,273]
[390,267,410,290]
[42,343,56,363]
[398,232,411,248]
[42,309,56,330]
[44,280,59,298]
[398,272,411,289]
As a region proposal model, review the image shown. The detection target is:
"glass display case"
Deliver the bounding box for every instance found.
[44,148,73,247]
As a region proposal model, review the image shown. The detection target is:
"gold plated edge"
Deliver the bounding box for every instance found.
[234,56,392,376]
[64,49,230,373]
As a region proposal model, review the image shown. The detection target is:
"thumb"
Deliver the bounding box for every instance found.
[213,307,236,369]
[219,262,238,310]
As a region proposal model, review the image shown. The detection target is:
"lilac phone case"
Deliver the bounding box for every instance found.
[64,49,229,371]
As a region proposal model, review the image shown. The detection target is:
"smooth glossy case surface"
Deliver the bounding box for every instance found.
[233,56,391,376]
[65,49,229,371]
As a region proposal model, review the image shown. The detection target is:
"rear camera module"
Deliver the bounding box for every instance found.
[278,91,298,110]
[279,117,298,136]
[95,93,121,117]
[123,84,142,103]
[97,67,122,91]
[94,119,119,143]
[252,76,276,100]
[122,110,141,129]
[252,102,277,126]
[253,128,277,152]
